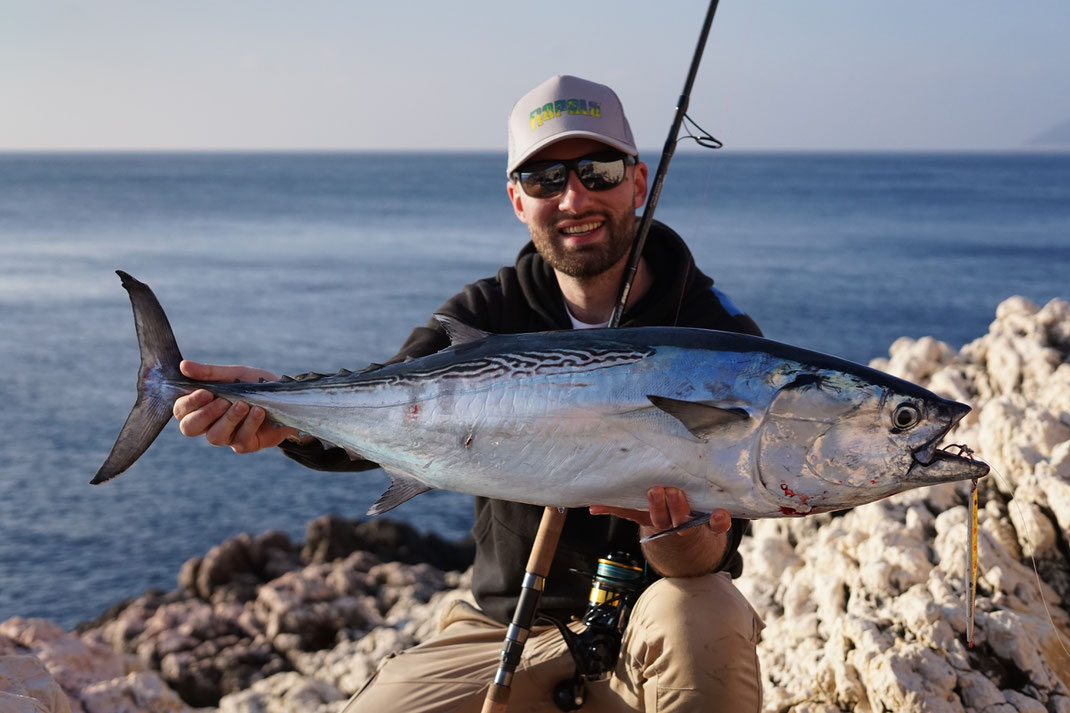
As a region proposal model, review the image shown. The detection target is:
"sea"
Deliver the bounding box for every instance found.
[0,151,1067,630]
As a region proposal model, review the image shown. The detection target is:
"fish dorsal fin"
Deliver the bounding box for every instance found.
[647,395,750,440]
[433,314,490,346]
[366,468,434,515]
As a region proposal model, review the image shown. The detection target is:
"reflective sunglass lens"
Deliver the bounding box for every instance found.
[516,153,631,198]
[521,164,568,198]
[577,159,626,191]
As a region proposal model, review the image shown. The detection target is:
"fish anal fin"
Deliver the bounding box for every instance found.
[433,314,490,346]
[367,469,433,515]
[308,436,366,462]
[647,395,749,439]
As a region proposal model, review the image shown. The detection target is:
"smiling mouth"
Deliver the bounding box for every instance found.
[559,220,604,237]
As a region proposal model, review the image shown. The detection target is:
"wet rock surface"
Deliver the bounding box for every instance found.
[4,297,1068,713]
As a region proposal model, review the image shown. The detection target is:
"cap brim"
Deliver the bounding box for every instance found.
[507,131,639,175]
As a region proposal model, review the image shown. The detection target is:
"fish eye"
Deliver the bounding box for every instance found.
[892,403,921,430]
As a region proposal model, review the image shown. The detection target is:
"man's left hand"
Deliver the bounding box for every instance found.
[590,487,731,577]
[589,486,731,536]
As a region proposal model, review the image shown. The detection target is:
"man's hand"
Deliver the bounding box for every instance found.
[173,360,302,454]
[590,486,731,578]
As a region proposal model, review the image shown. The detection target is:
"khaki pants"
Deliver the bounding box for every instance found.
[343,572,764,712]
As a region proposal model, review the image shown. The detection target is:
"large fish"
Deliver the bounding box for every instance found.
[94,271,988,519]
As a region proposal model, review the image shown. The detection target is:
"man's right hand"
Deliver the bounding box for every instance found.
[173,360,303,453]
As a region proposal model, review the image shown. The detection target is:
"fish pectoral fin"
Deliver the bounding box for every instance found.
[315,437,341,452]
[433,314,491,345]
[367,468,434,515]
[647,395,749,440]
[639,512,713,543]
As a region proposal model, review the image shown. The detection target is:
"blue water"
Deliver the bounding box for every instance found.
[0,151,1067,629]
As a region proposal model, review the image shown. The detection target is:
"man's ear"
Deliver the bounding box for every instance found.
[632,161,649,210]
[507,180,528,224]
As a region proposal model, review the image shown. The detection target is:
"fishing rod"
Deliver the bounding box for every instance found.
[609,0,722,330]
[481,2,723,711]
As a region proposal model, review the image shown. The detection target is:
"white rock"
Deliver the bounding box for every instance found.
[1051,695,1070,713]
[1038,474,1070,533]
[995,295,1040,321]
[955,669,1004,710]
[1007,499,1057,558]
[0,691,53,713]
[1051,439,1070,479]
[81,672,189,713]
[0,655,70,713]
[1002,688,1046,713]
[218,671,345,713]
[291,627,414,697]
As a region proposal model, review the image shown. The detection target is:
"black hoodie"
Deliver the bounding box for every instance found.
[281,221,762,624]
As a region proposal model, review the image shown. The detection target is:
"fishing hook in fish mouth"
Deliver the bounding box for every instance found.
[911,426,958,466]
[940,443,976,459]
[907,436,989,483]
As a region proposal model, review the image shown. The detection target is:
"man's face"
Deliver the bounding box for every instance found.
[508,138,648,279]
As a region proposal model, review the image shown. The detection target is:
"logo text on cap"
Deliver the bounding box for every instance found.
[529,99,603,131]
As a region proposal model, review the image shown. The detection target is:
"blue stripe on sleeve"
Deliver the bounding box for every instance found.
[712,287,744,317]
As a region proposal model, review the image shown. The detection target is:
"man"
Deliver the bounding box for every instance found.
[174,75,765,711]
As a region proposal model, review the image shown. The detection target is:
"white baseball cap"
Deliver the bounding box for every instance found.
[506,75,638,176]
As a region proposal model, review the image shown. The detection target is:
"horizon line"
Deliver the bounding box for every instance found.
[2,146,1069,156]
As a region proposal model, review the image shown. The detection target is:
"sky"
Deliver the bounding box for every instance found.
[3,0,1069,152]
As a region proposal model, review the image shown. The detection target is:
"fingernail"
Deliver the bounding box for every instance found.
[233,402,249,415]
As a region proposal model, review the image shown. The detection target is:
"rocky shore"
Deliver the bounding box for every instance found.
[3,296,1068,713]
[1,518,476,713]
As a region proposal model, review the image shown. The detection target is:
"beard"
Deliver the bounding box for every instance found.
[529,209,636,279]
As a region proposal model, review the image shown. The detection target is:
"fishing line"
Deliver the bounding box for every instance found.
[674,113,723,254]
[678,114,723,150]
[977,462,1070,661]
[682,0,752,235]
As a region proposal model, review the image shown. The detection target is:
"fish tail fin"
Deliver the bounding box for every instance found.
[92,271,185,484]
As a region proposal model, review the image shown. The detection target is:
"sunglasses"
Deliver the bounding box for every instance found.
[511,151,637,199]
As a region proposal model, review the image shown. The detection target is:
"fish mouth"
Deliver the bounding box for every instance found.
[907,400,988,481]
[909,431,989,482]
[911,400,970,467]
[913,432,948,468]
[910,447,990,482]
